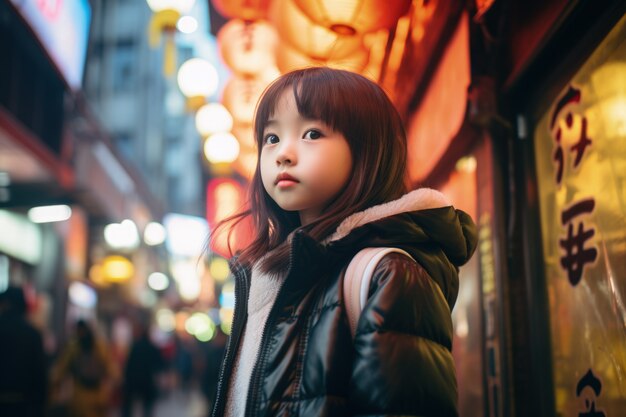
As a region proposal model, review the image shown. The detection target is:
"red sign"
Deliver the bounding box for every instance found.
[206,178,253,258]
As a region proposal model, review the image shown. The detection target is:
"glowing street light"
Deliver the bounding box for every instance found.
[28,205,72,223]
[204,132,240,164]
[148,272,169,291]
[177,15,198,34]
[209,257,230,283]
[144,221,166,246]
[104,219,140,251]
[101,255,135,283]
[177,58,219,110]
[195,103,233,137]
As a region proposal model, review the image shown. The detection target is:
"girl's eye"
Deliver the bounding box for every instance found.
[303,129,322,140]
[264,134,279,145]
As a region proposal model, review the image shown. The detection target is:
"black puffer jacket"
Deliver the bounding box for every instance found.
[212,189,477,417]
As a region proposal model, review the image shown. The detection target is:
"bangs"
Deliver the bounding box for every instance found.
[254,68,356,146]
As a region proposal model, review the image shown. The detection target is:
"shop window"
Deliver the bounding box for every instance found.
[533,14,626,416]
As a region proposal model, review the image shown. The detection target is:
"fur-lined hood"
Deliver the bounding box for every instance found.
[322,188,477,307]
[326,188,452,243]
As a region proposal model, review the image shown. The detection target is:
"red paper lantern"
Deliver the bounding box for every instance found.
[221,69,280,124]
[269,0,364,60]
[217,19,278,76]
[276,41,369,74]
[293,0,412,35]
[231,124,257,180]
[212,0,271,21]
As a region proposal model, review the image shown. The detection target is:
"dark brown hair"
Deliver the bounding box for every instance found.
[213,67,407,273]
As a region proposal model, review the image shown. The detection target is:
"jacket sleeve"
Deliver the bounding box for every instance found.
[349,253,458,417]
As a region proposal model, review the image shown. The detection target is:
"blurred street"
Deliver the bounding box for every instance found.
[122,388,207,417]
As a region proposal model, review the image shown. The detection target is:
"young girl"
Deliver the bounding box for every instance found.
[211,67,477,417]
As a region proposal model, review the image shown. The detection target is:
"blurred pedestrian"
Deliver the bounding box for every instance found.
[0,286,47,417]
[52,319,117,417]
[201,328,227,416]
[173,336,194,391]
[121,323,164,417]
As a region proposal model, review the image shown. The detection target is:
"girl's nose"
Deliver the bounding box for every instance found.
[276,141,296,166]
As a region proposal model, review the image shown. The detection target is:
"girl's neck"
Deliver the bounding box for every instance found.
[299,210,318,226]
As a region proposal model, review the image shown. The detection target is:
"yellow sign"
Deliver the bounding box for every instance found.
[533,14,626,416]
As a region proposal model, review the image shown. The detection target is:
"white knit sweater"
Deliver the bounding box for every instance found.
[224,263,283,417]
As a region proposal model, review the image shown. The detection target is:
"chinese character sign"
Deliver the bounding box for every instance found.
[533,14,626,416]
[559,197,598,286]
[549,87,600,286]
[549,85,593,185]
[576,369,606,417]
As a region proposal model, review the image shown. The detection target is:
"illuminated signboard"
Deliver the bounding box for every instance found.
[163,213,209,258]
[206,178,253,258]
[0,210,42,264]
[10,0,91,91]
[533,14,626,416]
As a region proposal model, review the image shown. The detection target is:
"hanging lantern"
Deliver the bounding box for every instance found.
[231,124,257,180]
[212,0,270,21]
[146,0,197,76]
[195,103,234,137]
[293,0,412,35]
[177,58,219,109]
[217,19,278,76]
[221,68,280,124]
[177,16,199,34]
[221,77,263,125]
[276,41,369,74]
[204,132,240,164]
[269,0,363,61]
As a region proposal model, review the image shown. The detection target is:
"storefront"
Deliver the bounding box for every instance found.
[395,1,625,416]
[502,1,626,416]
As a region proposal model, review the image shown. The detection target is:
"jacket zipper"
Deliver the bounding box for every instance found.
[244,232,301,417]
[211,262,250,417]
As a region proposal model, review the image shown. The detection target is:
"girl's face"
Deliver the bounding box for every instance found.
[260,90,353,226]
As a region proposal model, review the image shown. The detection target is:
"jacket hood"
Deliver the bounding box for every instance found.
[323,188,478,307]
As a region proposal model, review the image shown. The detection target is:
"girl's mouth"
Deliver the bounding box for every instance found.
[275,173,299,187]
[276,179,299,188]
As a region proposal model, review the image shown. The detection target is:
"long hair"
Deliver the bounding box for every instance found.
[213,67,407,273]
